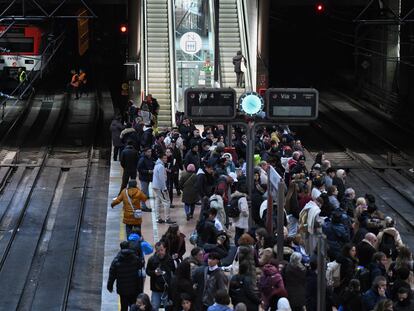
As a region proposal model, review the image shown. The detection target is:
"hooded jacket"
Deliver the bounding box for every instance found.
[259,264,287,309]
[231,191,249,230]
[152,159,167,190]
[111,187,148,225]
[107,249,140,295]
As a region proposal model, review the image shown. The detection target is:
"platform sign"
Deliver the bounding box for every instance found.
[265,88,318,121]
[184,87,236,120]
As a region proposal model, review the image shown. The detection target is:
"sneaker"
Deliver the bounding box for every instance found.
[165,218,176,224]
[170,204,175,209]
[157,219,165,224]
[142,207,152,212]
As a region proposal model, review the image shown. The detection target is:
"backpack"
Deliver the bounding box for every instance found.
[326,260,341,288]
[227,196,241,218]
[354,266,371,292]
[379,232,397,259]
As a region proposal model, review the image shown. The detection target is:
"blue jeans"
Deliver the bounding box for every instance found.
[140,180,150,208]
[184,203,195,216]
[151,291,169,311]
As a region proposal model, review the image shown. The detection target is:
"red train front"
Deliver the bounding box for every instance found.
[0,25,45,77]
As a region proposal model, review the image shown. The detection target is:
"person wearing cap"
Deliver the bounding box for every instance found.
[111,180,150,237]
[290,155,309,176]
[179,164,198,220]
[192,252,229,311]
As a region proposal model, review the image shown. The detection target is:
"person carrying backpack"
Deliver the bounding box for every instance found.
[377,217,403,261]
[229,184,249,246]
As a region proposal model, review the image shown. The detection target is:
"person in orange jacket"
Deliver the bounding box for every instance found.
[111,179,151,237]
[69,69,80,99]
[78,68,87,97]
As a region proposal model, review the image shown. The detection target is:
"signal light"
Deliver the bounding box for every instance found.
[316,3,325,13]
[120,25,127,33]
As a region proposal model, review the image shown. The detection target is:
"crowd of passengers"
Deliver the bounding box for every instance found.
[107,104,414,311]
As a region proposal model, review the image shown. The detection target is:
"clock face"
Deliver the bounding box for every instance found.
[239,92,264,116]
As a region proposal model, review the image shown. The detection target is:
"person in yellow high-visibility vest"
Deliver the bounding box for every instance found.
[18,68,28,99]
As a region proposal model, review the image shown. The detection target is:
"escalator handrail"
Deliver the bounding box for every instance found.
[142,0,148,96]
[237,0,253,91]
[209,0,221,86]
[167,0,177,126]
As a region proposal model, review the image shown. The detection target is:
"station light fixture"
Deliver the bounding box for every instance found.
[120,25,128,33]
[315,3,325,14]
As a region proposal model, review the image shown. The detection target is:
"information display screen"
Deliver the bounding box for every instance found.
[266,88,318,121]
[185,88,236,120]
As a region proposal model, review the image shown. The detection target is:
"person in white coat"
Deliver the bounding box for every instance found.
[231,184,249,246]
[152,153,175,224]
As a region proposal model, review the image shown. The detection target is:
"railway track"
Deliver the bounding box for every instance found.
[302,90,414,244]
[0,86,105,310]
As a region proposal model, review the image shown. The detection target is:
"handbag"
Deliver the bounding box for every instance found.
[231,248,240,276]
[125,189,142,219]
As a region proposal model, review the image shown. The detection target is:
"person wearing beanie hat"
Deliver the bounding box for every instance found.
[111,179,150,237]
[179,163,199,220]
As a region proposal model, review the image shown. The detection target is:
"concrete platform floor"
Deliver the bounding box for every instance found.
[101,158,202,310]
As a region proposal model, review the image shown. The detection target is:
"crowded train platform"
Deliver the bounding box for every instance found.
[101,105,414,311]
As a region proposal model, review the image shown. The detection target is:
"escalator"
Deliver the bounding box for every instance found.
[218,0,252,95]
[143,0,175,127]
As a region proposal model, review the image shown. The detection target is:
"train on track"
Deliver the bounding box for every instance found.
[0,25,49,79]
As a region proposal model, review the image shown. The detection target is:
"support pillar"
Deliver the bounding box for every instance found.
[256,0,270,90]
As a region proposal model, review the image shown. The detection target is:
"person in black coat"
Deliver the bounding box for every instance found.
[120,141,139,193]
[336,243,359,293]
[369,252,387,285]
[137,147,154,212]
[229,262,260,311]
[120,123,140,152]
[170,261,196,311]
[146,241,175,310]
[339,279,364,311]
[283,252,306,311]
[140,125,154,150]
[183,144,200,172]
[110,116,125,161]
[356,233,377,267]
[196,208,220,247]
[196,164,215,201]
[107,241,141,311]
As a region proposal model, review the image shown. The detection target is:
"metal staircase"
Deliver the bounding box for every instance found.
[144,0,174,127]
[218,0,243,92]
